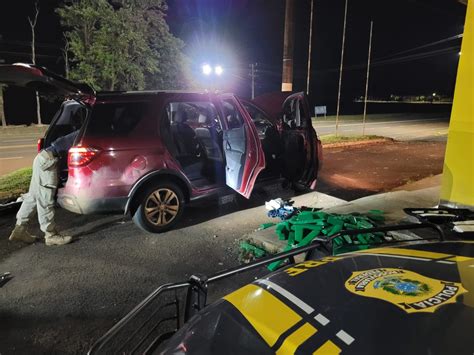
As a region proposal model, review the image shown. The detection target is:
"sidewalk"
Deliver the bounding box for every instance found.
[245,175,442,254]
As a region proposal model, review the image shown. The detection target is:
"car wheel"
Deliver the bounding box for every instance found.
[132,181,184,233]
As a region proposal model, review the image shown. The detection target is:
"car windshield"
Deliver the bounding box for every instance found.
[157,300,273,355]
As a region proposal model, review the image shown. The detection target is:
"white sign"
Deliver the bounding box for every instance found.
[314,106,327,116]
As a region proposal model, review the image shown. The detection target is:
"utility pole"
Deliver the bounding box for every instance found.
[28,1,42,125]
[282,0,295,92]
[306,0,315,95]
[335,0,348,136]
[362,21,373,136]
[249,63,258,99]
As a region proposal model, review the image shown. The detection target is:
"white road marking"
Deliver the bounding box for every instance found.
[0,144,36,150]
[436,260,456,265]
[314,313,330,326]
[0,156,24,160]
[336,330,355,345]
[257,279,314,314]
[314,117,446,129]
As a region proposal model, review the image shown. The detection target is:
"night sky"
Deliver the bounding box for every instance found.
[0,0,467,120]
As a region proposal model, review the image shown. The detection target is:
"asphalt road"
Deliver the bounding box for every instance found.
[313,114,449,141]
[0,185,296,353]
[0,117,449,353]
[0,113,449,177]
[0,133,38,176]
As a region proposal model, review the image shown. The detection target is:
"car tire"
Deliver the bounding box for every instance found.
[132,181,185,233]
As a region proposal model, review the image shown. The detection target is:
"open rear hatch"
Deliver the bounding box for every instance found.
[0,63,95,98]
[0,63,95,184]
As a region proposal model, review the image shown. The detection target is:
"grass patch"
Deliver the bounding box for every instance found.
[320,134,386,145]
[0,168,32,203]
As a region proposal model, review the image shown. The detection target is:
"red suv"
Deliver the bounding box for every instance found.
[0,64,322,233]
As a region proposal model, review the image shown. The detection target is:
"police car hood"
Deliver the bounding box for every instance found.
[162,241,474,354]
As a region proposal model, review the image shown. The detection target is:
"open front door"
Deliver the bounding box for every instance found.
[281,92,320,189]
[220,95,265,198]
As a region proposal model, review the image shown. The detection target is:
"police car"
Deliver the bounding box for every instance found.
[89,213,474,355]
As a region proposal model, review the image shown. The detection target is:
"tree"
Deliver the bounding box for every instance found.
[28,1,42,125]
[57,0,190,91]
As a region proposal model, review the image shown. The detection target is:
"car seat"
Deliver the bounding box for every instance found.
[171,104,198,158]
[194,113,222,162]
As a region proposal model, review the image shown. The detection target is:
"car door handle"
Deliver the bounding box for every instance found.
[226,141,232,150]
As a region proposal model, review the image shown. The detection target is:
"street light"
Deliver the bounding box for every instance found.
[202,64,212,76]
[215,65,223,76]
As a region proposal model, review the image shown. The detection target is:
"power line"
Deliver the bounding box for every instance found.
[246,33,463,75]
[376,33,463,60]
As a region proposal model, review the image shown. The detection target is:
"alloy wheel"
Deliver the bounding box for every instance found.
[144,188,180,226]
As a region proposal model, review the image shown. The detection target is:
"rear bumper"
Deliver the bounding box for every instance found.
[58,193,127,214]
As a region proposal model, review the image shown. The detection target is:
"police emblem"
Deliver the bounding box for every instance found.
[345,268,467,313]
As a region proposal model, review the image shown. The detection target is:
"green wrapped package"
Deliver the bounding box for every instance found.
[261,211,387,271]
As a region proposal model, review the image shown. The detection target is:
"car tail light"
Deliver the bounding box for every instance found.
[37,138,44,152]
[68,146,100,167]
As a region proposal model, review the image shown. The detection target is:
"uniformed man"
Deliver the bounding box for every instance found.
[8,130,79,246]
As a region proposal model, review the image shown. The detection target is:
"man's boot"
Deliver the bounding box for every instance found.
[45,232,72,246]
[9,225,37,244]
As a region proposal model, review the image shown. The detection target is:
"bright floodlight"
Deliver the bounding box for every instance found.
[215,65,223,76]
[202,64,212,75]
[432,92,437,96]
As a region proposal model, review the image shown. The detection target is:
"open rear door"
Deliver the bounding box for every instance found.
[219,94,265,198]
[281,92,320,189]
[0,63,95,98]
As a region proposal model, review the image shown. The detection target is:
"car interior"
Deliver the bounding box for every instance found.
[160,97,311,190]
[162,101,226,188]
[44,100,88,183]
[241,102,283,179]
[280,97,308,182]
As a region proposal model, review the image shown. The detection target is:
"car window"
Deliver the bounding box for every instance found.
[165,101,220,130]
[241,102,273,135]
[86,101,149,137]
[222,99,244,129]
[158,301,273,355]
[282,97,306,129]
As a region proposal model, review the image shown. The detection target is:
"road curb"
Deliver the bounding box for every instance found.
[322,138,394,148]
[0,201,22,215]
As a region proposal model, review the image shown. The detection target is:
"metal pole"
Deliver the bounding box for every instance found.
[335,0,348,136]
[282,0,295,92]
[29,1,42,125]
[306,0,314,95]
[251,63,255,99]
[362,21,373,136]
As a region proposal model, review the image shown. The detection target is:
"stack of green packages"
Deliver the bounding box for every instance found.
[267,210,385,271]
